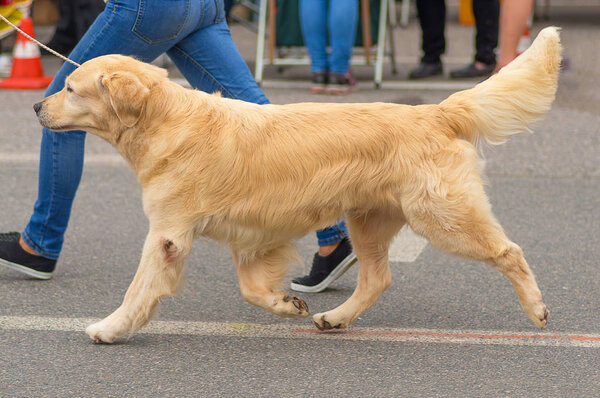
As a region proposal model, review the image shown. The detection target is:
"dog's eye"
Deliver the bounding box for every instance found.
[66,85,73,93]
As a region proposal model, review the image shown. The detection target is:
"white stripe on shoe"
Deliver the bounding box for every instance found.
[389,225,429,263]
[0,258,53,279]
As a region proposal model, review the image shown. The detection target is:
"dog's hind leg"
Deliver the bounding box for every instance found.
[313,209,404,330]
[86,230,192,343]
[234,244,310,318]
[404,164,548,328]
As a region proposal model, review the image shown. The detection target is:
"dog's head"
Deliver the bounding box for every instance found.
[34,54,168,142]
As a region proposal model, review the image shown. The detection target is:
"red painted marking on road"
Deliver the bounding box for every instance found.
[293,328,600,342]
[568,335,600,341]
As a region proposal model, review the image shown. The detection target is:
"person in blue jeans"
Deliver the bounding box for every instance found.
[299,0,358,95]
[0,0,355,292]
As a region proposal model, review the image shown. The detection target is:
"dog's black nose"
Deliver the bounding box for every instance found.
[33,102,42,114]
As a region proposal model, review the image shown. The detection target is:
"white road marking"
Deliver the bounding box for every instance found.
[389,225,428,262]
[2,315,600,348]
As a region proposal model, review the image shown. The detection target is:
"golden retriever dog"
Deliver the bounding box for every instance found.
[34,27,561,343]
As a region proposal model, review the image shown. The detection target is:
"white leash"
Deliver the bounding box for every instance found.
[0,13,80,67]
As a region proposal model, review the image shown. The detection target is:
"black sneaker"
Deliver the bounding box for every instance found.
[311,71,329,94]
[290,237,357,293]
[0,232,56,279]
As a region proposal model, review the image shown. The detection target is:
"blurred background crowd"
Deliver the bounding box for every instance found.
[0,0,596,92]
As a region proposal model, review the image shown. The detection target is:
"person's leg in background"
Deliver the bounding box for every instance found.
[44,0,76,54]
[299,0,329,93]
[450,0,499,78]
[72,0,106,43]
[495,0,533,72]
[409,0,445,79]
[223,0,234,17]
[43,0,105,56]
[473,0,499,67]
[326,0,358,94]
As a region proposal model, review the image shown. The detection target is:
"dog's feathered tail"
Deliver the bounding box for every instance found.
[439,26,562,147]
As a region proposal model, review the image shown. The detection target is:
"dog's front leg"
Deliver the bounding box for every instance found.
[313,210,400,330]
[86,231,190,343]
[233,244,310,318]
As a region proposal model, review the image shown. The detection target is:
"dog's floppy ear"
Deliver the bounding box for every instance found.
[100,71,150,127]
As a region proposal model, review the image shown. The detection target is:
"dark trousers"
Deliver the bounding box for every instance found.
[47,0,105,54]
[416,0,499,65]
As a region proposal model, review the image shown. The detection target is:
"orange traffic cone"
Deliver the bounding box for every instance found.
[0,15,53,89]
[458,0,475,26]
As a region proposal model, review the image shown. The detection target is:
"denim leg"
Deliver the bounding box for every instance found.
[316,220,348,246]
[166,20,270,104]
[22,129,86,259]
[328,0,358,74]
[299,0,329,73]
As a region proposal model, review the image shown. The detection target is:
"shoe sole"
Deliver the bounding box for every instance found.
[290,253,357,293]
[409,72,443,79]
[0,257,53,280]
[326,86,357,95]
[311,85,327,94]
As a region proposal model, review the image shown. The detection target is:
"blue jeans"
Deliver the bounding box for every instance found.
[299,0,358,74]
[22,0,345,259]
[316,220,347,246]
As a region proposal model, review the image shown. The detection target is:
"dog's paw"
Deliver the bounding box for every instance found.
[277,295,310,318]
[312,312,347,331]
[288,295,310,315]
[85,318,125,344]
[531,304,549,329]
[520,297,549,329]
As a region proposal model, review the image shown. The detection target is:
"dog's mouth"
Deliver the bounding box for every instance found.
[50,125,79,131]
[39,121,84,132]
[37,115,83,132]
[38,120,71,131]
